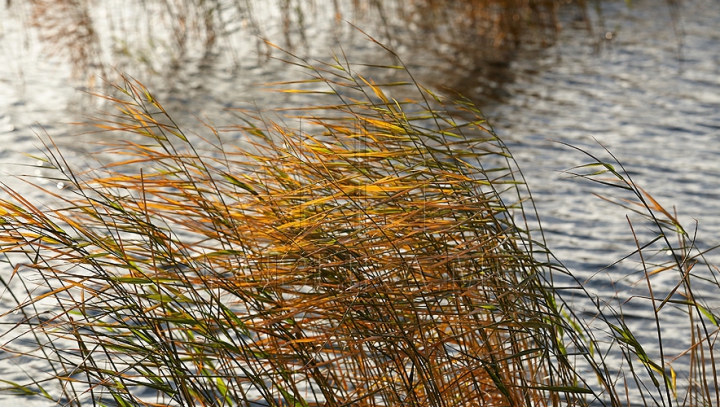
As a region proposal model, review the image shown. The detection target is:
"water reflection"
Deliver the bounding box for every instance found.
[8,1,578,105]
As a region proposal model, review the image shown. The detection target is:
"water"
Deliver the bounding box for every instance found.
[487,2,720,403]
[488,0,720,302]
[1,0,719,405]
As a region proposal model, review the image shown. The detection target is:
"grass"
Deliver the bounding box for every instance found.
[1,44,602,406]
[1,7,718,407]
[559,141,720,407]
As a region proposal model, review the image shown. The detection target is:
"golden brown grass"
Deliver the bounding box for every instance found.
[0,30,718,407]
[0,48,596,406]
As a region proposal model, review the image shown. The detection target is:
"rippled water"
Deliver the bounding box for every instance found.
[489,2,720,401]
[1,0,719,405]
[489,0,720,303]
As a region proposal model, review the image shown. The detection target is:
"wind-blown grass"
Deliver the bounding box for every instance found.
[0,44,718,407]
[0,46,594,406]
[559,141,720,407]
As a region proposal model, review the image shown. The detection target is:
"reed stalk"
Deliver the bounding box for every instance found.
[0,46,594,406]
[0,37,717,407]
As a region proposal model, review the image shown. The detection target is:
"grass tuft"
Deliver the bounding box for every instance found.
[0,48,591,406]
[0,42,718,407]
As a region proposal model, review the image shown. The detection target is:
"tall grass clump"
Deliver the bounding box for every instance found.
[3,43,719,407]
[0,47,600,406]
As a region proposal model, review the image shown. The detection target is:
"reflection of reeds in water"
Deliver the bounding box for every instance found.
[18,0,577,92]
[390,0,561,45]
[27,0,106,79]
[0,50,592,406]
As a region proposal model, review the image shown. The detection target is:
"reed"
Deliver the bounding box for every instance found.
[0,45,595,406]
[559,141,720,407]
[1,35,718,407]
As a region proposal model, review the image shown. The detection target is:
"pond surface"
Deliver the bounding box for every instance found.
[485,2,720,398]
[489,0,720,328]
[1,0,719,405]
